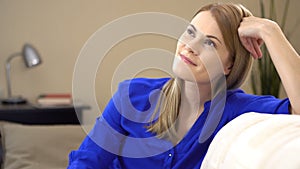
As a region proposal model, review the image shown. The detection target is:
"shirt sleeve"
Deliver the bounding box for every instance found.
[67,78,169,168]
[67,136,112,169]
[228,90,291,119]
[67,84,127,168]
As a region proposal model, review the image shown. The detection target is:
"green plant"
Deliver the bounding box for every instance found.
[251,0,291,97]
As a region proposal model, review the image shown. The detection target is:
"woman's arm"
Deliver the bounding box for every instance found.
[68,89,127,168]
[238,16,300,115]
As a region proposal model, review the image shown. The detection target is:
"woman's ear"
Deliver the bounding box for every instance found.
[224,62,233,76]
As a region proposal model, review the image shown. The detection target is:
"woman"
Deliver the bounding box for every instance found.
[68,3,300,169]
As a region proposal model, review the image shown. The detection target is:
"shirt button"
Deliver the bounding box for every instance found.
[168,153,172,157]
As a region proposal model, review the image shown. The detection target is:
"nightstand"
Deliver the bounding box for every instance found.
[0,103,89,125]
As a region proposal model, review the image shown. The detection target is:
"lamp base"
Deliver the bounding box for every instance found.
[1,97,27,104]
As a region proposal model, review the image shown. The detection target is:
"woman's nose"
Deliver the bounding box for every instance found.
[183,40,200,56]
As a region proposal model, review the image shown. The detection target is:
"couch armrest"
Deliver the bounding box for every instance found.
[201,112,300,169]
[0,121,86,169]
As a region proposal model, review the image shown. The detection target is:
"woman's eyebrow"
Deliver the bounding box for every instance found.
[207,35,222,44]
[189,24,197,32]
[190,24,222,45]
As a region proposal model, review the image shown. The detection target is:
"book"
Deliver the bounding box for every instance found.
[36,93,72,106]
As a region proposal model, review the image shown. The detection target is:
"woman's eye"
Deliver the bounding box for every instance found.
[203,39,216,48]
[186,28,195,37]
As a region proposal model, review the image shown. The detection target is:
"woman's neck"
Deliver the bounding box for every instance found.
[180,80,211,116]
[173,80,211,142]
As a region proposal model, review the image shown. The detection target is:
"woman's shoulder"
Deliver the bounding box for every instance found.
[226,88,248,99]
[115,77,170,113]
[226,88,279,102]
[226,89,266,105]
[225,88,289,115]
[118,77,171,93]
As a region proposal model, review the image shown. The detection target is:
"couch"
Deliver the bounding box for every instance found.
[0,121,86,169]
[201,112,300,169]
[1,113,299,169]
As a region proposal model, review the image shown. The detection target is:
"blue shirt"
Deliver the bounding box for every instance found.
[68,78,290,169]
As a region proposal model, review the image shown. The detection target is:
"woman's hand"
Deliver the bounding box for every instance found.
[238,16,278,59]
[239,16,300,115]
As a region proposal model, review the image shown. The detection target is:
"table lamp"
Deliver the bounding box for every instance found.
[2,44,42,104]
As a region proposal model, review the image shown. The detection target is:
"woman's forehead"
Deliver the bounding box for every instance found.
[190,11,223,41]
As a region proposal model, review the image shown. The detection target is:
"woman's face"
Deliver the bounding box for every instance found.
[172,11,232,84]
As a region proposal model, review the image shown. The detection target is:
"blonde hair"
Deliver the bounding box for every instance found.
[147,3,253,140]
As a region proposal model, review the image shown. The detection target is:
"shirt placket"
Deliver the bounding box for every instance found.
[163,149,174,169]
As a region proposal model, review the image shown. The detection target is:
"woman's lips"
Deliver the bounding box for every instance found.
[179,54,197,66]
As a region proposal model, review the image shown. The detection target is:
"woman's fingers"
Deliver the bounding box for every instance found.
[240,36,263,59]
[238,16,265,59]
[251,38,263,59]
[245,38,257,58]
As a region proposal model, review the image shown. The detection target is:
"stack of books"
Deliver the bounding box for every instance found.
[36,94,72,107]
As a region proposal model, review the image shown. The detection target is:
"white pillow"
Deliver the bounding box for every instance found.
[0,122,86,169]
[201,112,300,169]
